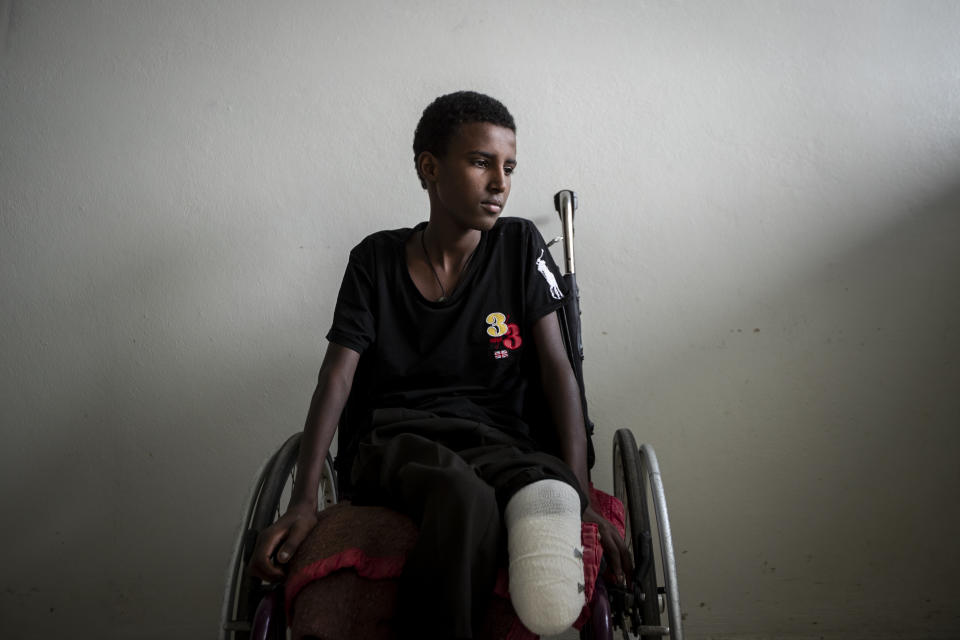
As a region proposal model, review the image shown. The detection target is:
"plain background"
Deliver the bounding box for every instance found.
[1,1,958,638]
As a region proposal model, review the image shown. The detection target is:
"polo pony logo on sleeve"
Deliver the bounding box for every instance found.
[536,250,563,300]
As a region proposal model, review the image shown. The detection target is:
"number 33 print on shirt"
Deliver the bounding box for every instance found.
[485,311,522,359]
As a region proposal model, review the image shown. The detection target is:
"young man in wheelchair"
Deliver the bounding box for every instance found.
[249,91,629,639]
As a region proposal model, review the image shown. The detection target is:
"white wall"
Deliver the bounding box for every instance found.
[1,1,958,638]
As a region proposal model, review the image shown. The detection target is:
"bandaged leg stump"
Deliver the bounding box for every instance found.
[504,479,585,636]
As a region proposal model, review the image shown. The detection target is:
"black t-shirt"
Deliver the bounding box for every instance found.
[326,216,569,437]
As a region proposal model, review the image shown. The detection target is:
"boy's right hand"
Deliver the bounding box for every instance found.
[247,503,318,582]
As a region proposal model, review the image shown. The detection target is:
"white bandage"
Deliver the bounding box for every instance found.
[504,479,585,635]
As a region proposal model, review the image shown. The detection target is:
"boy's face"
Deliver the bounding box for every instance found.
[427,121,517,232]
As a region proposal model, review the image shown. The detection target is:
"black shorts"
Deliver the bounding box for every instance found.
[348,408,585,639]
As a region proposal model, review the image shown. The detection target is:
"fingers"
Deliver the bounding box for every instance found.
[275,517,314,565]
[587,512,634,585]
[607,521,634,583]
[600,526,625,584]
[583,506,629,585]
[248,523,289,582]
[248,510,319,583]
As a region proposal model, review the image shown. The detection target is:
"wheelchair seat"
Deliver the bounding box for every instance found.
[282,487,624,640]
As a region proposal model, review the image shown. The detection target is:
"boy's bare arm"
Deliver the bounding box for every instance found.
[248,342,360,581]
[531,312,590,491]
[531,311,634,582]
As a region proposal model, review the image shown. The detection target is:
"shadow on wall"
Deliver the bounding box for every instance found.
[0,194,339,636]
[595,181,960,637]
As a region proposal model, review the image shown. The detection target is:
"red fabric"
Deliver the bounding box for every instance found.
[284,547,407,611]
[591,485,626,537]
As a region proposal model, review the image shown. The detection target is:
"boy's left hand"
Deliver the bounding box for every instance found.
[582,505,633,586]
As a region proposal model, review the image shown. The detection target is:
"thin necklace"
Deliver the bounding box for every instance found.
[419,229,478,302]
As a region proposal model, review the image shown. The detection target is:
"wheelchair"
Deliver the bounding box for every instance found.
[221,191,684,640]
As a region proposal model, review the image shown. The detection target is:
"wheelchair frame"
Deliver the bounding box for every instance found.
[221,191,683,640]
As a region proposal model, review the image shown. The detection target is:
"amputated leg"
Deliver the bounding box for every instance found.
[504,478,585,635]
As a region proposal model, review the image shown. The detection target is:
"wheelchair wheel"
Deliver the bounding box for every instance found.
[612,429,683,640]
[221,433,337,640]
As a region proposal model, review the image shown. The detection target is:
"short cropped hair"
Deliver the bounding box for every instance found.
[413,91,516,188]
